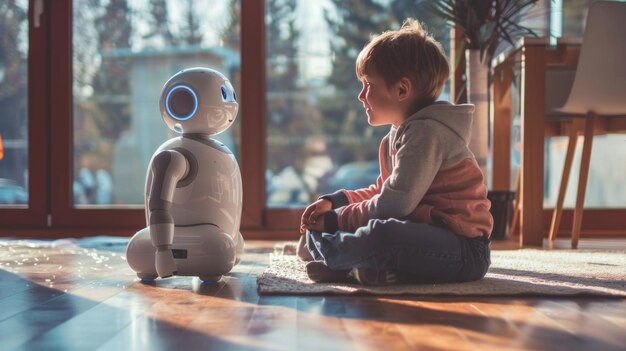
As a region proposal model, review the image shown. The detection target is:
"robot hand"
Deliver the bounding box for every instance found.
[150,221,178,278]
[155,249,177,278]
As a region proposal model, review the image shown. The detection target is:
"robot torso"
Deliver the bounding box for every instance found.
[146,135,242,236]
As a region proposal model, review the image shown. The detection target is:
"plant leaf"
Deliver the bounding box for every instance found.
[477,22,496,46]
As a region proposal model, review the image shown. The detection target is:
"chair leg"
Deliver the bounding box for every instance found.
[549,119,582,242]
[572,114,596,249]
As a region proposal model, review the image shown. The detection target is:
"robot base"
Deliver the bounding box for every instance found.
[138,273,158,282]
[199,276,222,284]
[126,224,241,281]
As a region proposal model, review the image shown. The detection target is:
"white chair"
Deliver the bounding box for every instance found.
[548,1,626,248]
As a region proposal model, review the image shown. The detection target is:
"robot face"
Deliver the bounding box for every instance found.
[160,67,239,135]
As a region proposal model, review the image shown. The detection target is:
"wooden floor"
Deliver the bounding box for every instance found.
[1,239,625,351]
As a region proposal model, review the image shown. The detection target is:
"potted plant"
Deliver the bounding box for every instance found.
[427,0,539,238]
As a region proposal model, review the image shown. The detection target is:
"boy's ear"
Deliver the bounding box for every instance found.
[396,77,412,101]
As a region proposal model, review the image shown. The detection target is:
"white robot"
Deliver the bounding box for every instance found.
[126,67,244,283]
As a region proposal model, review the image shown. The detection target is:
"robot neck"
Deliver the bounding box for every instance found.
[182,133,233,154]
[183,133,212,141]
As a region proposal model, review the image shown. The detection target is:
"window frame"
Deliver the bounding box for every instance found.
[0,0,624,240]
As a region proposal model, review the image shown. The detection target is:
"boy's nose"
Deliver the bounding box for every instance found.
[358,89,365,102]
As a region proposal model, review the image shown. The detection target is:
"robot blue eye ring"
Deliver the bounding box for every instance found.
[166,85,198,121]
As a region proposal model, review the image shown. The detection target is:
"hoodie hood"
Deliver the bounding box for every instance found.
[400,101,475,145]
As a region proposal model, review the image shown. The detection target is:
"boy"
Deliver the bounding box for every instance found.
[298,19,493,285]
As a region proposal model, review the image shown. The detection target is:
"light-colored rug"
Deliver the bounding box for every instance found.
[257,243,626,296]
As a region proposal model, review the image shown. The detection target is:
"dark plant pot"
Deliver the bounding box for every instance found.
[487,190,516,240]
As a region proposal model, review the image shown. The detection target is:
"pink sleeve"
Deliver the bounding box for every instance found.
[337,200,372,232]
[335,176,383,231]
[341,134,390,204]
[330,133,390,231]
[342,175,384,203]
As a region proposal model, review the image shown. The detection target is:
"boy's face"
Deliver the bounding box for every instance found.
[358,73,405,127]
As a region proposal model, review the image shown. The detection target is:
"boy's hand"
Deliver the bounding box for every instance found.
[300,198,332,234]
[307,215,325,233]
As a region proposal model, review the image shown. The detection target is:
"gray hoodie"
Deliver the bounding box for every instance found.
[323,101,493,238]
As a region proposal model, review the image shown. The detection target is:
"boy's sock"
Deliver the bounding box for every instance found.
[296,235,314,262]
[305,261,350,283]
[281,243,297,255]
[350,267,398,286]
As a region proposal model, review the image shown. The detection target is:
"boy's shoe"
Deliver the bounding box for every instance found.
[305,261,350,283]
[350,267,398,286]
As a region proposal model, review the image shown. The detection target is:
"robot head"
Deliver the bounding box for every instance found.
[159,67,238,135]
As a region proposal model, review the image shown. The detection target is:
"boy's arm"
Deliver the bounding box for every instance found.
[318,175,384,209]
[322,200,369,233]
[369,128,444,219]
[324,121,446,232]
[318,176,383,234]
[318,135,390,210]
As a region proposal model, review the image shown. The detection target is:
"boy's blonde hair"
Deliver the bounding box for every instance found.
[356,18,450,103]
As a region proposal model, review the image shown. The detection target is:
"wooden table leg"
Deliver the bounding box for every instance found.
[519,45,546,247]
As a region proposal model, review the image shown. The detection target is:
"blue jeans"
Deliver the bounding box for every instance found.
[306,218,491,283]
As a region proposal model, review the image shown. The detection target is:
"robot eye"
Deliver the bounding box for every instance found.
[165,85,198,121]
[221,86,228,101]
[233,90,237,101]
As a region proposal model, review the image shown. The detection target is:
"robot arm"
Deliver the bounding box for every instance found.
[147,149,189,278]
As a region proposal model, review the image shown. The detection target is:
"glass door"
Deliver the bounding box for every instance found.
[263,0,451,230]
[50,0,241,229]
[0,0,48,227]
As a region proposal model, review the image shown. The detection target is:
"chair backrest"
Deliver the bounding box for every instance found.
[558,1,626,116]
[545,67,577,119]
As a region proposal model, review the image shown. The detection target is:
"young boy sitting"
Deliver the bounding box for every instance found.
[297,18,493,285]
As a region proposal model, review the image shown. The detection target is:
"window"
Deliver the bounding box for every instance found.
[264,0,451,208]
[0,0,47,227]
[0,0,29,207]
[72,0,241,207]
